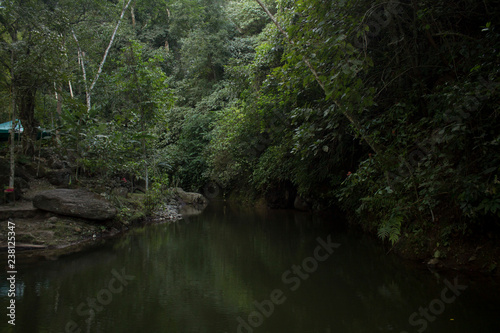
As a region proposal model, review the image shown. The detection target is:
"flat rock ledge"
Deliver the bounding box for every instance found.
[33,189,117,221]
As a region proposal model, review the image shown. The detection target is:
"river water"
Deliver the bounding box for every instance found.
[1,202,499,333]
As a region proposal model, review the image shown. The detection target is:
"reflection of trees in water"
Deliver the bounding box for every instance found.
[130,208,396,332]
[3,206,499,332]
[4,247,118,332]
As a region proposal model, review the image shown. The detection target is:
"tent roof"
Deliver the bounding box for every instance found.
[0,120,23,133]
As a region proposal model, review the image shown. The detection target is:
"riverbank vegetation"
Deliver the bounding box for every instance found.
[1,0,499,271]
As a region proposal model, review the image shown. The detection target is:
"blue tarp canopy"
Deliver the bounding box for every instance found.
[0,120,50,141]
[0,120,23,141]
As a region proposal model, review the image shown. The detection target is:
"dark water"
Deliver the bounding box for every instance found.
[1,203,499,333]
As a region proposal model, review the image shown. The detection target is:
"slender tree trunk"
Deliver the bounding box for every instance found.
[88,0,133,93]
[72,0,133,112]
[17,86,38,156]
[131,6,136,27]
[72,30,91,111]
[131,45,149,192]
[9,51,16,189]
[55,83,63,142]
[68,81,74,98]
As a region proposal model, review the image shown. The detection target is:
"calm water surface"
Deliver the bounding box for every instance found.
[1,202,499,333]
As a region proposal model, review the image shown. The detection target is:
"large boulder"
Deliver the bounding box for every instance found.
[173,188,208,208]
[33,189,117,220]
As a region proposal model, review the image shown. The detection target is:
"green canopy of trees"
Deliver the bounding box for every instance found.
[1,0,499,246]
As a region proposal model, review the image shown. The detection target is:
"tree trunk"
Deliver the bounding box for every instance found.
[55,83,63,142]
[9,51,16,189]
[72,0,133,112]
[9,28,17,189]
[131,6,136,27]
[17,86,38,156]
[88,0,133,92]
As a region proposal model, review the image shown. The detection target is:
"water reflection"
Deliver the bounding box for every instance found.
[0,202,499,333]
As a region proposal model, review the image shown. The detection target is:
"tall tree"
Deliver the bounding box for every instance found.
[0,0,67,154]
[72,0,133,112]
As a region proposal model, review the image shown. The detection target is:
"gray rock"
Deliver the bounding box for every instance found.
[33,189,117,221]
[10,177,29,201]
[179,205,205,216]
[294,195,311,211]
[173,188,208,207]
[24,162,47,178]
[15,177,30,189]
[14,165,32,182]
[111,187,129,198]
[51,160,65,169]
[427,258,440,267]
[47,169,72,186]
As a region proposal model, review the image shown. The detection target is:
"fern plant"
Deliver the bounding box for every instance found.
[377,213,404,245]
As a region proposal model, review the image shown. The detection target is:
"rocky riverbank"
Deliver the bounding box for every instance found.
[0,154,207,262]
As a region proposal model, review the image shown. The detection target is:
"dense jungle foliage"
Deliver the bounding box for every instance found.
[1,0,499,249]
